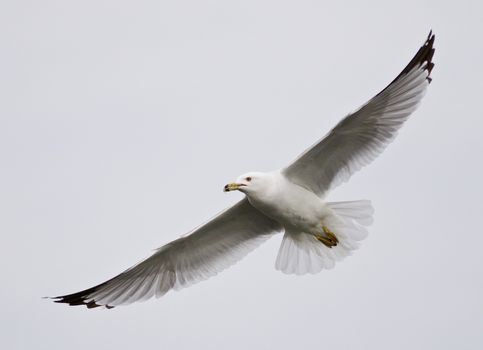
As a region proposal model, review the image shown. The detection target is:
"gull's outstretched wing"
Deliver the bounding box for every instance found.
[52,199,281,308]
[283,32,435,197]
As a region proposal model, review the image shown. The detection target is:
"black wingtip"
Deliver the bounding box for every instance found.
[377,31,436,96]
[51,295,114,309]
[50,281,115,309]
[425,30,436,82]
[402,30,435,81]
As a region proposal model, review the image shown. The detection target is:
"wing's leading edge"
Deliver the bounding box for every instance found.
[52,199,281,308]
[283,32,435,196]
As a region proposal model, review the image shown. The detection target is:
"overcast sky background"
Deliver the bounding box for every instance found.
[2,1,482,349]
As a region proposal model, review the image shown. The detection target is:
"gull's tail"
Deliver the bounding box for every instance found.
[275,200,373,275]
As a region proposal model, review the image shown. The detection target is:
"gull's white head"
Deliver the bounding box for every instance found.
[224,172,272,195]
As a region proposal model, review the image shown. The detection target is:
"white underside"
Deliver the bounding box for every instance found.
[275,200,374,274]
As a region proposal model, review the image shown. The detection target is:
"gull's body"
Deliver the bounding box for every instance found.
[241,171,331,232]
[52,32,435,309]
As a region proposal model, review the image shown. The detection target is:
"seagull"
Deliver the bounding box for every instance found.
[52,32,435,309]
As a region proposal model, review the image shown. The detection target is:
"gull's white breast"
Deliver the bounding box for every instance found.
[246,172,331,233]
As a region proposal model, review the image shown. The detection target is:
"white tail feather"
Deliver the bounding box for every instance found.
[275,200,374,275]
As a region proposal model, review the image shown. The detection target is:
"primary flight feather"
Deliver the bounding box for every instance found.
[52,32,435,308]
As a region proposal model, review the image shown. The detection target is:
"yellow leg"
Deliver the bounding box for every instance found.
[323,226,339,244]
[315,226,339,248]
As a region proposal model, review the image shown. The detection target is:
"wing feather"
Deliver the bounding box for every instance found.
[52,199,281,308]
[283,32,435,196]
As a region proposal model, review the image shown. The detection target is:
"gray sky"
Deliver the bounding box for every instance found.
[2,1,483,349]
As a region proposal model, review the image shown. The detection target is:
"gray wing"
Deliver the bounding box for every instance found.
[283,32,435,197]
[52,199,281,308]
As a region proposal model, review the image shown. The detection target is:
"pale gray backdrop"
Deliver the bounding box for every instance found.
[1,1,482,349]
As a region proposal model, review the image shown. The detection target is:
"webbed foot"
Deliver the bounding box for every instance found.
[315,226,339,248]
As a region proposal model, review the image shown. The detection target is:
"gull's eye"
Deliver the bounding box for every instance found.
[246,177,252,182]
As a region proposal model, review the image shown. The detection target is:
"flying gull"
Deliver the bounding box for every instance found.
[52,32,435,308]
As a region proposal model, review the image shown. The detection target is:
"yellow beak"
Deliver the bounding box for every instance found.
[224,183,243,192]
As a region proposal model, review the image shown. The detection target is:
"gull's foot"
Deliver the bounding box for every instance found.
[315,226,339,248]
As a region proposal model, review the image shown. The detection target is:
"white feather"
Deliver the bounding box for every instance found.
[65,199,281,307]
[275,200,373,274]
